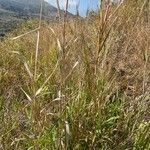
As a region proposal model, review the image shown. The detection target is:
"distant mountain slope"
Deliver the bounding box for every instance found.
[0,0,59,17]
[0,0,73,36]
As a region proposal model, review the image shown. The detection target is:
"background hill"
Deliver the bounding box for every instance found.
[0,0,59,16]
[0,0,72,36]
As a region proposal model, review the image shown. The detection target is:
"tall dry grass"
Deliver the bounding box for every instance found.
[0,0,150,149]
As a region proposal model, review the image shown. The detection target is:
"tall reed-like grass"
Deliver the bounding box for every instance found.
[0,0,149,149]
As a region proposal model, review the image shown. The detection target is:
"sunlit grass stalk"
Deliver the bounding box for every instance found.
[56,0,61,20]
[34,0,43,81]
[56,0,70,148]
[31,1,44,145]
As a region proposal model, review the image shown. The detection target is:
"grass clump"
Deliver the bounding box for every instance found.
[0,0,150,149]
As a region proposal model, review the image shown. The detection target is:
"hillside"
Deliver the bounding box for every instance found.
[0,0,72,36]
[0,0,59,16]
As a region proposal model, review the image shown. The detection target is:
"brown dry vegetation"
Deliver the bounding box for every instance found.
[0,0,150,149]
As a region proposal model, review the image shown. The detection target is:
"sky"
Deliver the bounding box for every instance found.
[46,0,99,16]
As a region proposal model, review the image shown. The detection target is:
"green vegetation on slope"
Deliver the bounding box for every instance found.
[0,0,150,149]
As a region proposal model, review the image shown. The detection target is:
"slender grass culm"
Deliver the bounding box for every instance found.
[0,0,149,149]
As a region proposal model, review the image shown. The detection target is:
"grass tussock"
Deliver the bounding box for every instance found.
[0,0,150,149]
